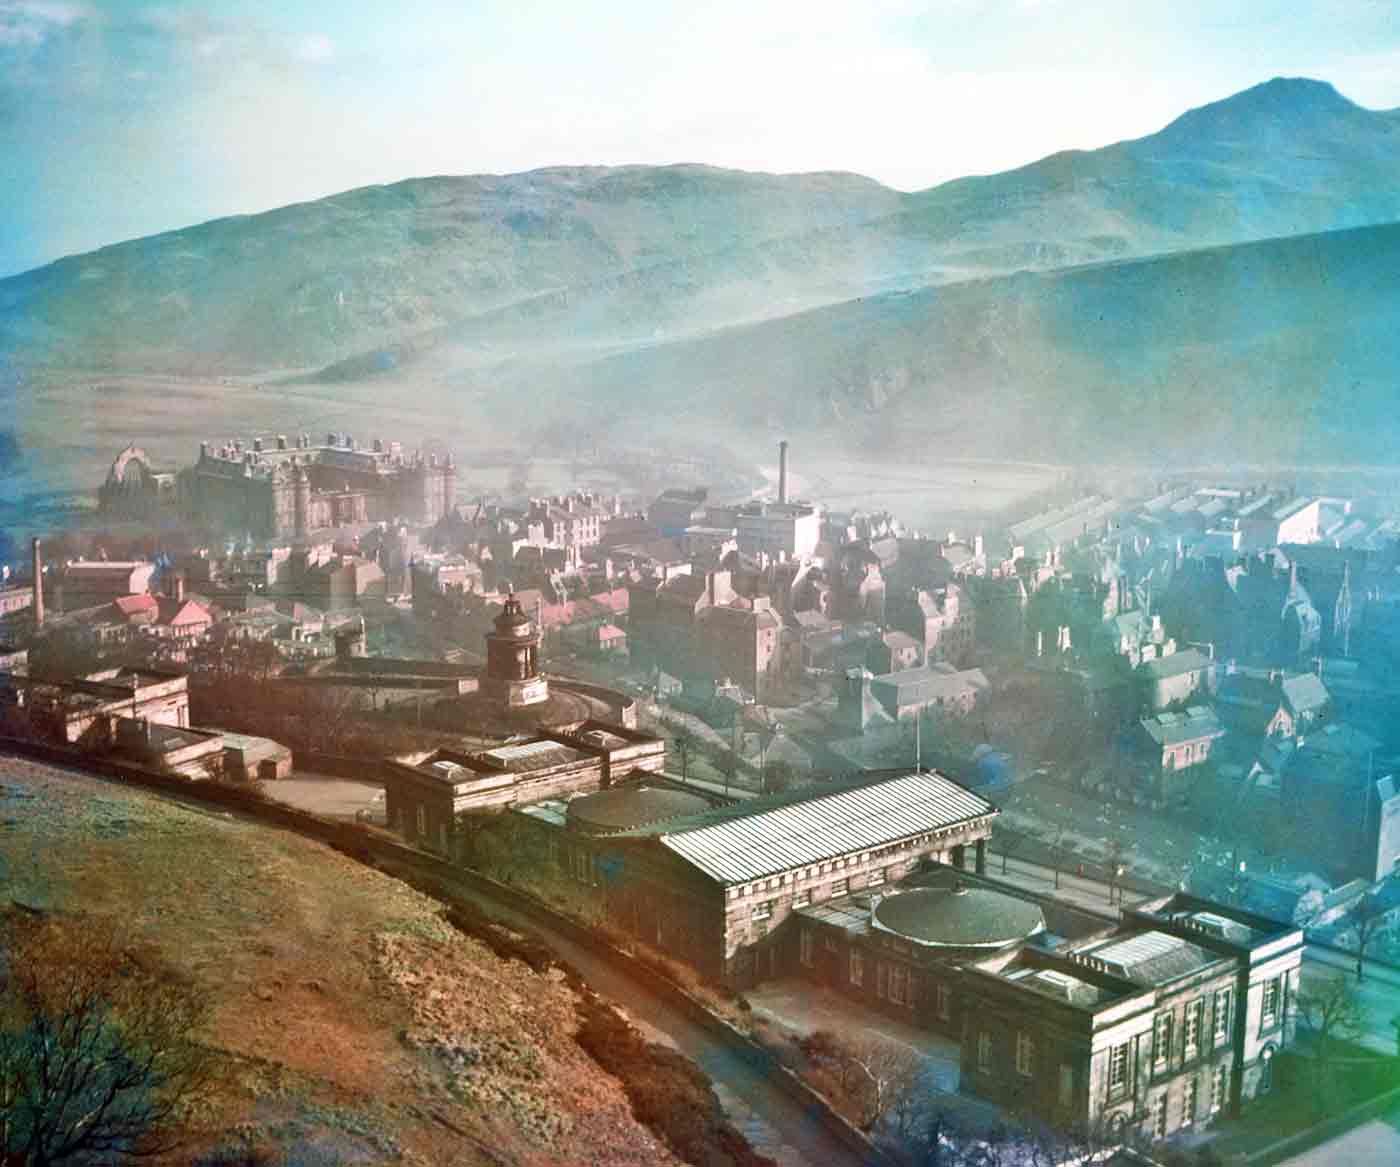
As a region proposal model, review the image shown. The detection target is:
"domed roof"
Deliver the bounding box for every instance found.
[872,883,1045,949]
[567,785,710,835]
[493,594,534,635]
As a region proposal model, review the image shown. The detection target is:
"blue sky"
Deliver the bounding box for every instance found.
[2,0,1399,277]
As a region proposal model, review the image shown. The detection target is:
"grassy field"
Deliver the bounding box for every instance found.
[0,757,681,1167]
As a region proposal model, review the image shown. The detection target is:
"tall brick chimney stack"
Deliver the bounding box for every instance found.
[30,537,43,628]
[778,440,789,505]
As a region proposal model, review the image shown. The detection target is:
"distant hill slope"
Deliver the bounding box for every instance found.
[4,77,1400,375]
[506,220,1400,465]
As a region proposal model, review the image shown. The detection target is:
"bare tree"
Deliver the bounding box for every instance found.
[0,911,211,1166]
[762,760,795,795]
[823,1034,927,1135]
[714,749,741,797]
[672,726,696,785]
[1351,893,1386,982]
[1296,975,1364,1115]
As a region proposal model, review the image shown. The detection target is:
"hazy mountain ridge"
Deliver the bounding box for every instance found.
[5,77,1400,381]
[0,165,904,371]
[502,220,1400,464]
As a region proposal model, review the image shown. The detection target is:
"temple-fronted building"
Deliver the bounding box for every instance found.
[509,769,999,985]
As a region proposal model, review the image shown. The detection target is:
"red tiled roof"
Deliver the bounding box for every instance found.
[112,594,158,621]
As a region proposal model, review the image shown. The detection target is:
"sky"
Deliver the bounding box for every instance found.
[2,0,1399,277]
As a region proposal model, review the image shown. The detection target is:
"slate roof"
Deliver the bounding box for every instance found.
[1139,649,1213,680]
[872,885,1045,948]
[1141,707,1225,747]
[1073,930,1222,985]
[567,785,711,835]
[656,771,996,886]
[1281,672,1329,714]
[872,665,990,706]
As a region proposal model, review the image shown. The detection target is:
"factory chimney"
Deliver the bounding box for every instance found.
[778,440,789,505]
[30,537,44,628]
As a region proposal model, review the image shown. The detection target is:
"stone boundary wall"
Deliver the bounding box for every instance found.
[0,735,892,1167]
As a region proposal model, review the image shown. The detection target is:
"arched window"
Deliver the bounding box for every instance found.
[1259,1044,1277,1094]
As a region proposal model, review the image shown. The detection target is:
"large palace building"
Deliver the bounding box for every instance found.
[99,434,456,537]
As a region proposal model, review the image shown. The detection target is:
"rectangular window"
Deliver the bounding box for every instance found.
[1109,1044,1131,1098]
[1182,1076,1199,1127]
[415,804,427,837]
[1183,1000,1203,1059]
[831,877,849,897]
[868,866,886,886]
[1058,1064,1074,1109]
[1261,978,1281,1029]
[1152,1093,1168,1139]
[936,983,951,1021]
[1214,988,1232,1044]
[1154,1012,1173,1067]
[1016,1031,1035,1077]
[1210,1064,1227,1113]
[849,950,864,987]
[800,929,814,968]
[753,900,773,921]
[793,889,811,909]
[889,966,909,1006]
[977,1031,993,1072]
[824,934,839,952]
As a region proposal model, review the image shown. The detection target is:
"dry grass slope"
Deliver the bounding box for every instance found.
[0,757,681,1167]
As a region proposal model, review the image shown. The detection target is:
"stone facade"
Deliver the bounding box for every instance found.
[183,433,455,538]
[512,770,998,986]
[959,894,1304,1143]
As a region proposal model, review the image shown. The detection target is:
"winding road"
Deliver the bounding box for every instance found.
[421,868,878,1167]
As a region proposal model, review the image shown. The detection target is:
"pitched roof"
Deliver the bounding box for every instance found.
[657,771,995,886]
[1139,649,1213,680]
[1074,930,1222,985]
[112,594,158,620]
[1141,707,1225,747]
[1281,672,1329,714]
[872,665,989,705]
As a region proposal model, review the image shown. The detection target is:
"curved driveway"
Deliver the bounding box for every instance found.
[437,875,880,1167]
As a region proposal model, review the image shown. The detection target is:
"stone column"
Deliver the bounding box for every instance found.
[951,843,966,870]
[975,838,987,875]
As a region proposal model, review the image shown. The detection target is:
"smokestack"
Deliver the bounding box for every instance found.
[31,537,43,628]
[778,440,789,505]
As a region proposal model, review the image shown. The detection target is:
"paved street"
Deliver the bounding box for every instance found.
[985,850,1148,915]
[1280,1112,1400,1166]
